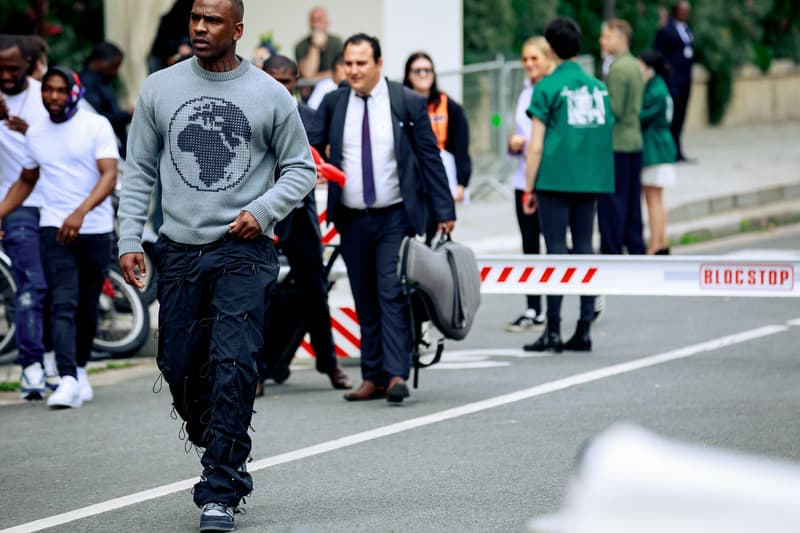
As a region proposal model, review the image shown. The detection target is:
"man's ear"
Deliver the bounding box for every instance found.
[233,21,244,42]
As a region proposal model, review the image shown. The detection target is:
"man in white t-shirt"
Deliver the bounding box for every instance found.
[0,65,119,409]
[0,34,49,400]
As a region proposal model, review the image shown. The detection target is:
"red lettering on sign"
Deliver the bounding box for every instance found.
[700,264,794,292]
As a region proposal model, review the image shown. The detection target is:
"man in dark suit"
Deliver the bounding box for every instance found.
[654,1,694,162]
[309,33,455,403]
[262,54,352,391]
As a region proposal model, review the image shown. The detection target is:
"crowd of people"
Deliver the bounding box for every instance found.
[0,0,696,530]
[507,3,691,348]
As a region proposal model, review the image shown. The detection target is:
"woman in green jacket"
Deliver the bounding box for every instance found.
[639,50,677,255]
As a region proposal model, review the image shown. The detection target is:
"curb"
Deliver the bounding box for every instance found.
[669,183,800,223]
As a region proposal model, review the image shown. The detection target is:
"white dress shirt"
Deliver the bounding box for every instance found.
[340,77,401,209]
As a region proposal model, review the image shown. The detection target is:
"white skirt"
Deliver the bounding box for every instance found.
[641,163,677,187]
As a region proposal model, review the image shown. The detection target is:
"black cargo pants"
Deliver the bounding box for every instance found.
[152,234,278,507]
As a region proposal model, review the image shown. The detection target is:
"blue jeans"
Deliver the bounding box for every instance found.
[39,228,111,378]
[2,207,47,368]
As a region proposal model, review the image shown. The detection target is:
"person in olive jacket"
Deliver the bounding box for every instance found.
[639,50,677,255]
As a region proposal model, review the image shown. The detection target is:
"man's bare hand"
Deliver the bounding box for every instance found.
[120,252,147,289]
[57,211,84,244]
[228,210,262,239]
[438,220,455,235]
[5,116,29,135]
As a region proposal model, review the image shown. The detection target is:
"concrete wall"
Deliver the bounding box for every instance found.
[684,60,800,130]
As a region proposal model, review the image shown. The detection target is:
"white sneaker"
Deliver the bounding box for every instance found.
[47,376,82,409]
[43,351,59,391]
[20,363,46,400]
[593,295,605,322]
[76,367,93,402]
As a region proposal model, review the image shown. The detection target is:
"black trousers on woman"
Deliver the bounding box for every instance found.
[514,189,542,314]
[536,191,596,323]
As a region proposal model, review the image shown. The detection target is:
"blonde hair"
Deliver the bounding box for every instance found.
[603,19,633,42]
[521,36,555,75]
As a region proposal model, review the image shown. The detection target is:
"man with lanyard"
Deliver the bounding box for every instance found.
[655,1,695,162]
[0,34,50,400]
[0,65,119,409]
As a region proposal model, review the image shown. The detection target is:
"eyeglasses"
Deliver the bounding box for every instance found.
[410,68,433,76]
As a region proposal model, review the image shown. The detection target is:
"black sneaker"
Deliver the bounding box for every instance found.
[199,502,235,532]
[505,313,545,332]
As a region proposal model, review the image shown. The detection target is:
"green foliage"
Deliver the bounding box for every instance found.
[0,0,105,70]
[465,0,799,124]
[463,0,516,63]
[510,0,559,53]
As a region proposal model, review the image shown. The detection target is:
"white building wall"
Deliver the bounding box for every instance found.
[242,0,462,100]
[106,0,462,105]
[381,0,463,101]
[241,1,381,66]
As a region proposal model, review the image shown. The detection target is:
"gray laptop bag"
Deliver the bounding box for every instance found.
[398,234,482,386]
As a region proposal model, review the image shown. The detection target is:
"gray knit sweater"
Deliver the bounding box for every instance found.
[117,56,315,255]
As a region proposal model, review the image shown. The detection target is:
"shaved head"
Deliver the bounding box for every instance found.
[230,0,244,21]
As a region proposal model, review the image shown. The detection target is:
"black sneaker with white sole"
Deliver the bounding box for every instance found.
[199,502,235,532]
[505,313,545,332]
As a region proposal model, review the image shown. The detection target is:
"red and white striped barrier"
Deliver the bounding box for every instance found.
[477,254,800,298]
[296,306,359,359]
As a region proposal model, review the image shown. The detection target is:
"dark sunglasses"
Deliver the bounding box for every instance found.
[410,67,433,75]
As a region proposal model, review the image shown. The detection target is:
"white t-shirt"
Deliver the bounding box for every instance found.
[510,81,533,191]
[307,76,337,110]
[22,108,119,234]
[0,78,48,207]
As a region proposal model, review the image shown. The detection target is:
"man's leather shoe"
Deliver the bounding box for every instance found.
[343,381,386,401]
[386,377,410,403]
[327,367,353,390]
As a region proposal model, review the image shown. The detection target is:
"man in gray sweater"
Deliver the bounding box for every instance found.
[117,0,315,530]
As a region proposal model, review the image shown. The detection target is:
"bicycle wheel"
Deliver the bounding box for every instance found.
[93,266,151,358]
[0,257,17,363]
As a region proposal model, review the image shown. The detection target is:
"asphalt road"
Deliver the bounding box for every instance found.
[1,227,799,533]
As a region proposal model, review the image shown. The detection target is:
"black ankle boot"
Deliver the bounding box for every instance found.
[523,319,563,353]
[564,320,592,351]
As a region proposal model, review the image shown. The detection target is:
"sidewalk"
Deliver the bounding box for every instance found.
[457,121,800,254]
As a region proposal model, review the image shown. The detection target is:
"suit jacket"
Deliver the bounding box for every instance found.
[275,102,320,243]
[654,18,694,91]
[308,79,455,236]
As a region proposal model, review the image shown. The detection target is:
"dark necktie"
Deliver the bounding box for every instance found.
[359,94,376,206]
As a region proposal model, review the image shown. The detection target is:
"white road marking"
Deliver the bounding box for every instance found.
[787,318,800,327]
[1,324,789,533]
[432,361,512,370]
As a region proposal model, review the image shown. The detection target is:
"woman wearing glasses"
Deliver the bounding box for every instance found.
[403,52,471,207]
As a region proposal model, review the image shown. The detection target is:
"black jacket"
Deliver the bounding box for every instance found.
[308,79,455,236]
[653,19,694,91]
[442,95,472,188]
[275,102,320,243]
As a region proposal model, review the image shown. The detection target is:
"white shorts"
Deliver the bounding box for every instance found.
[641,163,677,188]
